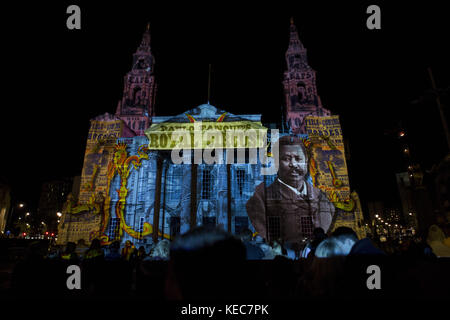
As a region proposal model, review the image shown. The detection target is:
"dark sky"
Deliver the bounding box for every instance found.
[1,1,449,215]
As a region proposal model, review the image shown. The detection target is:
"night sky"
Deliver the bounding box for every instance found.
[1,2,449,216]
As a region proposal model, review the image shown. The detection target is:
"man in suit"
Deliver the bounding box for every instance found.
[246,135,335,246]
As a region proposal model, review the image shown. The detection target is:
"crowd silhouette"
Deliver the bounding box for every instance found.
[2,222,450,300]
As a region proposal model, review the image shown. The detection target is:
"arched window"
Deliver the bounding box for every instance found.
[133,87,142,104]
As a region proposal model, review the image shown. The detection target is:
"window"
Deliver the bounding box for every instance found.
[138,217,144,240]
[300,216,313,238]
[170,216,180,239]
[109,218,120,241]
[201,168,212,200]
[236,169,245,197]
[169,165,182,202]
[234,216,249,235]
[267,216,281,241]
[202,216,216,228]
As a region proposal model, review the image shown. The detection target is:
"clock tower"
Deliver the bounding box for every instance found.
[115,23,157,136]
[283,18,330,134]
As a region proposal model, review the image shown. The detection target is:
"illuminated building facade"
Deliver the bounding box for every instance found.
[37,178,73,233]
[58,21,364,246]
[284,18,331,134]
[115,23,157,137]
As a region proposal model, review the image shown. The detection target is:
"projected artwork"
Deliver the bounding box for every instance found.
[246,135,336,244]
[58,23,365,246]
[307,116,364,236]
[246,117,365,244]
[65,141,171,244]
[79,118,125,204]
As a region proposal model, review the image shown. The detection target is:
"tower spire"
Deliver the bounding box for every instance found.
[115,23,157,136]
[283,18,330,134]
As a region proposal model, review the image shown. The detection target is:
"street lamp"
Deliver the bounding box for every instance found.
[56,212,62,218]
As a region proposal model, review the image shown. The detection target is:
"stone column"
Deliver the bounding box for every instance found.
[152,155,164,243]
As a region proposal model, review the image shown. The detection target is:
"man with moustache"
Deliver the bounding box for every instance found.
[246,135,335,247]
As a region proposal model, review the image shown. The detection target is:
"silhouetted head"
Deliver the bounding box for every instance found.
[332,227,358,255]
[167,226,246,300]
[332,226,358,238]
[89,238,101,250]
[315,237,346,258]
[65,242,76,254]
[151,239,170,260]
[239,228,253,242]
[110,240,121,250]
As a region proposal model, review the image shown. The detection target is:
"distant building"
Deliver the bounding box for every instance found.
[0,182,11,234]
[37,178,73,232]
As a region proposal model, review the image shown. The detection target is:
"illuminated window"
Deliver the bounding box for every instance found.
[169,165,183,202]
[234,216,249,235]
[236,169,245,197]
[267,216,281,241]
[109,218,120,241]
[301,216,313,238]
[201,168,212,200]
[138,217,144,240]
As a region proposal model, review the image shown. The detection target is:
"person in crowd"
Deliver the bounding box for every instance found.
[47,244,62,260]
[121,240,136,261]
[61,242,79,264]
[427,224,450,257]
[105,240,122,261]
[332,226,359,255]
[259,242,276,260]
[81,239,105,294]
[136,246,148,262]
[314,237,347,258]
[239,228,264,260]
[75,238,88,258]
[83,238,104,261]
[271,240,286,257]
[297,237,346,297]
[165,226,247,300]
[150,239,170,260]
[348,237,386,256]
[11,241,50,294]
[301,227,327,258]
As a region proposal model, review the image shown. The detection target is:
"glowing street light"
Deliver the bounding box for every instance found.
[26,212,30,216]
[19,203,24,208]
[56,212,62,217]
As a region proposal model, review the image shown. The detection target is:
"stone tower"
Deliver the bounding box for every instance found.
[115,23,157,136]
[283,18,330,134]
